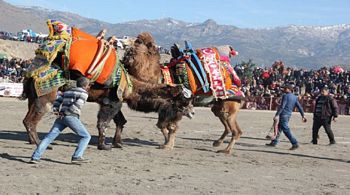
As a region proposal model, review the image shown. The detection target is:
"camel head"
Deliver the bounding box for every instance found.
[122,32,161,84]
[168,85,195,119]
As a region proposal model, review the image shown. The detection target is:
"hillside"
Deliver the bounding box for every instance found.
[0,39,38,60]
[1,0,350,67]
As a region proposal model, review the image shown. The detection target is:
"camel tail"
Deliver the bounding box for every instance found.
[18,77,34,100]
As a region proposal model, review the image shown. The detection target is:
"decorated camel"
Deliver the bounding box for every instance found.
[121,32,195,149]
[21,20,193,150]
[157,41,244,154]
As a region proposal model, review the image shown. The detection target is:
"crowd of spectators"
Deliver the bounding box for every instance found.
[235,60,350,101]
[0,58,32,83]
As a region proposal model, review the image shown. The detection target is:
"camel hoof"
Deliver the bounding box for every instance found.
[113,143,123,148]
[97,144,112,150]
[158,145,173,150]
[216,149,231,154]
[29,140,36,145]
[213,140,222,147]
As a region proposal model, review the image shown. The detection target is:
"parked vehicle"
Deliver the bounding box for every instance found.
[0,31,18,40]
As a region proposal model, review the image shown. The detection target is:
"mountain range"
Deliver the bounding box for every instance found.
[1,0,349,68]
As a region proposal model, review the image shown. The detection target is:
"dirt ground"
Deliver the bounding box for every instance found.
[0,98,349,195]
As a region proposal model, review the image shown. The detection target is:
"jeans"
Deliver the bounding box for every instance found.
[32,115,91,160]
[272,115,298,146]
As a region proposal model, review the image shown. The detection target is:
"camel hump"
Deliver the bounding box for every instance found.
[136,32,155,46]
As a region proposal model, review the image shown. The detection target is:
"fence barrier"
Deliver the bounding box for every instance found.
[243,96,349,115]
[0,82,23,97]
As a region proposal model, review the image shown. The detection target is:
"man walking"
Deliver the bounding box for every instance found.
[30,77,91,164]
[312,87,338,145]
[266,84,307,150]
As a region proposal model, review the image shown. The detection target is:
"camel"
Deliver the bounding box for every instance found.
[123,39,243,154]
[21,22,193,151]
[121,32,194,149]
[162,42,244,154]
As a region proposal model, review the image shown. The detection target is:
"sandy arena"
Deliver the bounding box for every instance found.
[0,98,349,195]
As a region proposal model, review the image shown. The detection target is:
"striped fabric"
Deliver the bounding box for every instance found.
[53,87,88,117]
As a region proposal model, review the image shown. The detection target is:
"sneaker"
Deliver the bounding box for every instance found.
[71,157,89,164]
[265,143,276,147]
[289,145,299,150]
[29,159,40,164]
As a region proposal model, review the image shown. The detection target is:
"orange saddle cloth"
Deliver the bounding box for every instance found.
[68,28,117,84]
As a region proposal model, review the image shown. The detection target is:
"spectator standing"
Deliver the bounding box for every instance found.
[266,84,307,150]
[30,77,91,164]
[312,87,338,145]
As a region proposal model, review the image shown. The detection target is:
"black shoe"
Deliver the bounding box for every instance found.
[265,143,276,147]
[71,157,89,164]
[329,141,336,145]
[289,145,299,150]
[311,140,317,145]
[29,158,40,164]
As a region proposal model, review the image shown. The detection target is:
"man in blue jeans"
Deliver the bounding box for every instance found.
[30,77,91,164]
[266,84,307,150]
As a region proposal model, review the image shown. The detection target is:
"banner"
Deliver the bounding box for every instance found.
[0,83,23,97]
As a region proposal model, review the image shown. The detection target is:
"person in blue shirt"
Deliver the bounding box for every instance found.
[266,84,307,150]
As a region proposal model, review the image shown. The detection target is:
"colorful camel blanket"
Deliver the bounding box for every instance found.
[169,44,244,99]
[219,55,242,87]
[112,59,133,100]
[29,20,117,84]
[34,67,66,97]
[26,19,121,97]
[160,64,174,85]
[197,48,227,99]
[25,56,66,97]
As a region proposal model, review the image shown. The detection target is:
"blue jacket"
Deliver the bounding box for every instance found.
[275,92,304,117]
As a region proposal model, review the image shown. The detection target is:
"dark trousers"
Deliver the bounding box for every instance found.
[312,117,335,144]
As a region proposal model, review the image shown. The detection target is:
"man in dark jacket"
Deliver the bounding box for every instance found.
[30,77,91,164]
[312,87,338,145]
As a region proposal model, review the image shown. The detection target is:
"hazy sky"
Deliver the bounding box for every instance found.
[5,0,350,28]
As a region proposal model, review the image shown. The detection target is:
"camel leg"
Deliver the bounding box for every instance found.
[23,99,37,144]
[235,120,243,139]
[159,123,177,150]
[217,102,241,154]
[23,96,52,145]
[96,101,121,150]
[220,120,242,154]
[156,111,171,148]
[160,128,169,145]
[216,116,237,154]
[211,101,230,148]
[213,116,230,147]
[112,111,127,148]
